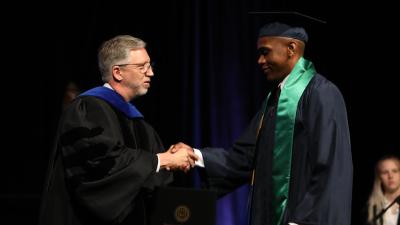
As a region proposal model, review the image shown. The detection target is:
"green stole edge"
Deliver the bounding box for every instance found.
[269,57,315,225]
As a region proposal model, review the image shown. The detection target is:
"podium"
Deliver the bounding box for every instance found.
[149,187,217,225]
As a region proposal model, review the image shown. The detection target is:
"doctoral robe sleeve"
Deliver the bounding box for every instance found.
[290,81,353,225]
[200,110,262,196]
[59,97,171,223]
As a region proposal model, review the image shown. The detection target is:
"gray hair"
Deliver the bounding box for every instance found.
[98,35,146,82]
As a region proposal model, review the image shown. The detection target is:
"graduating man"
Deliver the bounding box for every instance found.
[39,35,197,225]
[173,15,353,225]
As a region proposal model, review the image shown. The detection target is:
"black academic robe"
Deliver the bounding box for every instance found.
[39,95,172,225]
[200,74,353,225]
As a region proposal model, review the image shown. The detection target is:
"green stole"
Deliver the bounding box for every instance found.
[266,57,315,225]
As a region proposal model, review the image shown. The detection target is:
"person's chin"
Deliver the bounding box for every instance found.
[266,74,277,81]
[138,88,149,96]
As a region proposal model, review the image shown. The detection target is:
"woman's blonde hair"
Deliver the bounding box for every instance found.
[367,155,400,224]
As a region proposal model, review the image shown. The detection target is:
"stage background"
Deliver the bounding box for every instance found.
[2,1,398,225]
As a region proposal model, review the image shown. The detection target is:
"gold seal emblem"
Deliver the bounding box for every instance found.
[174,205,191,223]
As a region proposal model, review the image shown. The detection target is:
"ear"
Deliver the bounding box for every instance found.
[287,42,296,57]
[112,66,124,81]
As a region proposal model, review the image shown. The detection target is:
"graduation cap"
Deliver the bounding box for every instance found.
[247,11,329,74]
[248,11,327,43]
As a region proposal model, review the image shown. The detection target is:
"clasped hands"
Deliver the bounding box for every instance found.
[157,142,198,172]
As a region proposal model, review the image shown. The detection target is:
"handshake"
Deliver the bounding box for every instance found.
[157,142,199,172]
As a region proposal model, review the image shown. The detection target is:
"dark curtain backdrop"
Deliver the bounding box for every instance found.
[3,1,399,225]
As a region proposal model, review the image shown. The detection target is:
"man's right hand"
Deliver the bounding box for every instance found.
[157,143,198,172]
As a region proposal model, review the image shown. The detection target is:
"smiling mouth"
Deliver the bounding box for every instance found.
[262,67,271,72]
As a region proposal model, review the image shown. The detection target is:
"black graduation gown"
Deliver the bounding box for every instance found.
[39,95,172,225]
[200,74,353,225]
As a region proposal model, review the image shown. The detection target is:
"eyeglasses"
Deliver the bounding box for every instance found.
[114,62,154,74]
